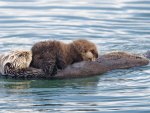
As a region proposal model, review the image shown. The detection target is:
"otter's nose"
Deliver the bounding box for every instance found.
[91,57,96,61]
[88,57,96,61]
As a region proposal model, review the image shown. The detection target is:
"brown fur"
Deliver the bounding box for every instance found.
[31,39,98,76]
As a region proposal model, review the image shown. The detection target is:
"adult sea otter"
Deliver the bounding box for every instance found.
[1,51,149,80]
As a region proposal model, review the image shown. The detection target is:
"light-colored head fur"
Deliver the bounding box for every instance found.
[81,51,96,61]
[0,50,32,75]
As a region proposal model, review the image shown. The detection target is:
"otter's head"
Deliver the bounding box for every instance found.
[72,39,98,61]
[9,50,32,69]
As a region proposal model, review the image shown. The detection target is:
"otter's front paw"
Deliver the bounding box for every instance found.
[42,61,56,76]
[4,62,15,75]
[51,64,58,76]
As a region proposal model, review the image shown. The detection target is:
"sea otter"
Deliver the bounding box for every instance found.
[0,50,32,75]
[1,51,149,79]
[31,39,98,76]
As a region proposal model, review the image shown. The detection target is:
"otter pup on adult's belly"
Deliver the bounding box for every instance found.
[31,39,98,76]
[0,50,32,75]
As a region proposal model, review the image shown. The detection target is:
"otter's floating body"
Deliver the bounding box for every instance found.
[1,52,149,80]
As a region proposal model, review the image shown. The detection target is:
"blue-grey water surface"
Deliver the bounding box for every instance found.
[0,0,150,113]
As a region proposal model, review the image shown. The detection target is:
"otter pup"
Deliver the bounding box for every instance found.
[31,39,98,76]
[0,50,32,75]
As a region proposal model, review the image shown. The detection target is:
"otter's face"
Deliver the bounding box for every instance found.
[82,49,98,61]
[73,39,98,61]
[12,50,32,69]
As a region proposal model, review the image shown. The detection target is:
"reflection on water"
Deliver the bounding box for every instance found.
[1,76,100,89]
[0,0,150,113]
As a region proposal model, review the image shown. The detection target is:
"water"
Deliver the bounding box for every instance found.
[0,0,150,112]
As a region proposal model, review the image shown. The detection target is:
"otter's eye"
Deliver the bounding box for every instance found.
[90,50,95,54]
[18,54,23,57]
[90,49,98,58]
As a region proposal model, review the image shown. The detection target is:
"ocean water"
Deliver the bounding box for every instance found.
[0,0,150,113]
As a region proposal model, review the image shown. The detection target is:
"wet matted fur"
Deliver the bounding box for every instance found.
[0,50,32,75]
